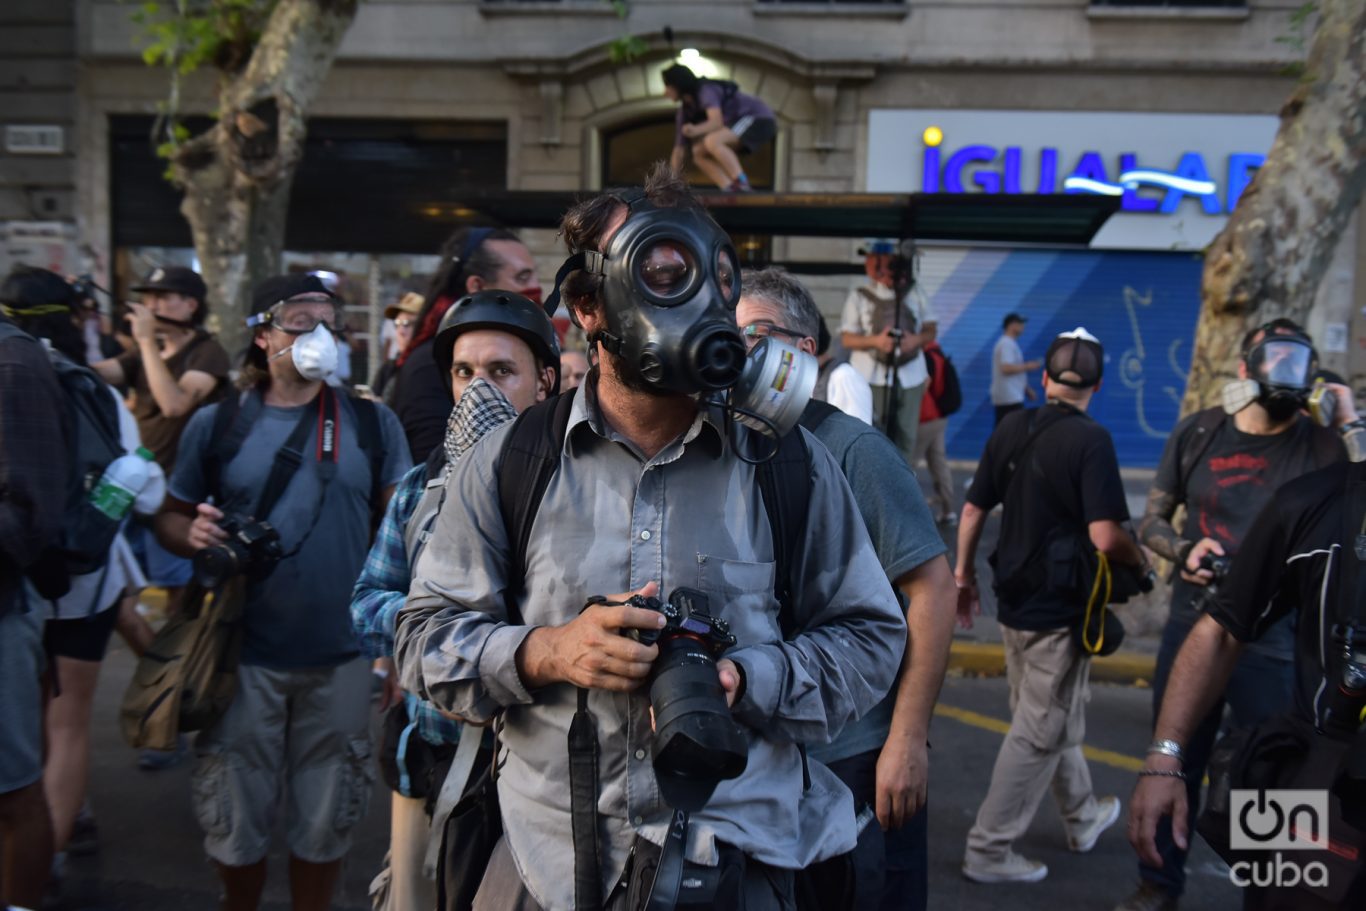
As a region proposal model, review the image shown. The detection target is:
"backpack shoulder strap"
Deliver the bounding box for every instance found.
[204,389,258,504]
[1175,408,1226,497]
[797,399,841,437]
[495,393,576,624]
[347,393,387,512]
[756,427,814,640]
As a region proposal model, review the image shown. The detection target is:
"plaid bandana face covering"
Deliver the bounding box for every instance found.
[445,377,519,466]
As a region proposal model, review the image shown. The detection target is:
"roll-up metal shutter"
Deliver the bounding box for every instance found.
[917,246,1203,468]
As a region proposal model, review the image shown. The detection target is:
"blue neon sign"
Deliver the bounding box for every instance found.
[920,136,1265,215]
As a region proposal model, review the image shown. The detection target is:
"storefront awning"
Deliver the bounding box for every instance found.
[425,191,1119,247]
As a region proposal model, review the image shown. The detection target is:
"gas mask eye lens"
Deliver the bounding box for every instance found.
[716,247,738,307]
[636,240,697,303]
[1251,339,1314,389]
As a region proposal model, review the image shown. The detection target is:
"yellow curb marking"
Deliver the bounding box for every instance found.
[933,704,1145,773]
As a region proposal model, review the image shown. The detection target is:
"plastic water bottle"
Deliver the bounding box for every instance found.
[90,446,155,520]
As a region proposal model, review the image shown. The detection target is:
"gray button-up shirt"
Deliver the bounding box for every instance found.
[396,381,904,911]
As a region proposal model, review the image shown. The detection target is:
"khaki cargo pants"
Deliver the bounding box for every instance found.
[965,625,1104,864]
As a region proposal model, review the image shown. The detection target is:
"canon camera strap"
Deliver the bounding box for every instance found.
[253,384,339,521]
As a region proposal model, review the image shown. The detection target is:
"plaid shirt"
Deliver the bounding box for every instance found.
[351,378,518,745]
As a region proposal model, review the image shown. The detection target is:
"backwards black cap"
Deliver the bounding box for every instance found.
[1045,328,1104,389]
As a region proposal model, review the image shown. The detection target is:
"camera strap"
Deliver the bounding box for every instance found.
[569,686,603,910]
[253,384,339,521]
[643,809,688,911]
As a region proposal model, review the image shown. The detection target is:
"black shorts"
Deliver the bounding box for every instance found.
[732,116,776,154]
[45,602,120,662]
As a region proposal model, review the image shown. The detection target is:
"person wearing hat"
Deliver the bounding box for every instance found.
[955,328,1145,884]
[154,273,412,911]
[1116,319,1354,911]
[840,240,938,463]
[371,292,423,401]
[991,312,1041,426]
[93,266,229,704]
[94,266,228,472]
[352,290,559,911]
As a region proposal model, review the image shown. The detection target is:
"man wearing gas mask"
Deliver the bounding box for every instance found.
[154,274,412,911]
[395,166,904,911]
[1116,319,1359,911]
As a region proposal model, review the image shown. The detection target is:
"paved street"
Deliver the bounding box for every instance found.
[49,461,1232,910]
[54,644,1243,911]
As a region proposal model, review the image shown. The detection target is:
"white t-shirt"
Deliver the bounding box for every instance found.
[826,362,873,425]
[839,281,936,389]
[991,334,1027,405]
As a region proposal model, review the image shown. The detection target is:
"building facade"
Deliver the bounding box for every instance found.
[3,0,1361,463]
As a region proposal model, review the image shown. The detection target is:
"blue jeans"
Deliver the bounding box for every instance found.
[826,748,928,911]
[1139,610,1294,897]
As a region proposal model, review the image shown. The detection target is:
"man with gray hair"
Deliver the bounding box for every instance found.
[739,267,957,911]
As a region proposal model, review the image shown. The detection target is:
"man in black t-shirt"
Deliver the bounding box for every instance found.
[957,328,1145,884]
[1130,459,1366,911]
[1116,320,1353,911]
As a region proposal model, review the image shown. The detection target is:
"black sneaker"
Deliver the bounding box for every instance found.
[66,805,99,856]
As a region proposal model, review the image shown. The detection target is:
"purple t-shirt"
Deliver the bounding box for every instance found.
[674,81,774,147]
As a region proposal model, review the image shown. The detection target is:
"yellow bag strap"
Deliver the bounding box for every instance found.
[1080,551,1112,655]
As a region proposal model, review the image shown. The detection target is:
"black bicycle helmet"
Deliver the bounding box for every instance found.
[432,290,561,394]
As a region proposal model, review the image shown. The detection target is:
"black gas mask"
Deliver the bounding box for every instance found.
[547,190,814,447]
[1245,333,1318,422]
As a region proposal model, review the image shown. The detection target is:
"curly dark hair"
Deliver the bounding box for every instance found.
[557,162,703,324]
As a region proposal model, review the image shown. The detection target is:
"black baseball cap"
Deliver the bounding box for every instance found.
[131,265,206,302]
[1045,328,1104,389]
[1002,312,1027,330]
[249,273,337,317]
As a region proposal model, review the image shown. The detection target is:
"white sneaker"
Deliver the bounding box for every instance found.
[962,851,1049,884]
[1069,795,1123,853]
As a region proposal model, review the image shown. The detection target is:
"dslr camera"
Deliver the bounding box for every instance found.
[627,587,748,810]
[192,514,283,589]
[1190,552,1231,613]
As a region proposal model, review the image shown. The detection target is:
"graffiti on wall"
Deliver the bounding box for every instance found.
[915,247,1202,468]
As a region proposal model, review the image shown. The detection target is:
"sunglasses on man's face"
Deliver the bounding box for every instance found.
[394,318,415,330]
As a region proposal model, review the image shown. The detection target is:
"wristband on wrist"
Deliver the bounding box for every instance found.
[1338,418,1366,438]
[1138,769,1187,781]
[1147,739,1184,762]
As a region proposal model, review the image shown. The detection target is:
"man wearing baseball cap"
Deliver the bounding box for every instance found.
[94,265,229,709]
[991,312,1041,426]
[155,272,411,911]
[955,328,1146,884]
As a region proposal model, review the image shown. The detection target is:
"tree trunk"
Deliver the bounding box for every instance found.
[1181,0,1366,414]
[169,0,358,361]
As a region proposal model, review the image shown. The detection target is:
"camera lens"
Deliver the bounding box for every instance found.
[192,541,244,589]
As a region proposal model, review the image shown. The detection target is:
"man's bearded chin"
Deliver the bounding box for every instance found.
[602,347,672,397]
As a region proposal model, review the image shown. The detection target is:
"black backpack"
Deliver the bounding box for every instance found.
[0,320,124,597]
[927,347,962,417]
[493,393,813,632]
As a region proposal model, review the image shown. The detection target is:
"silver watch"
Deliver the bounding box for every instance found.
[1147,739,1184,762]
